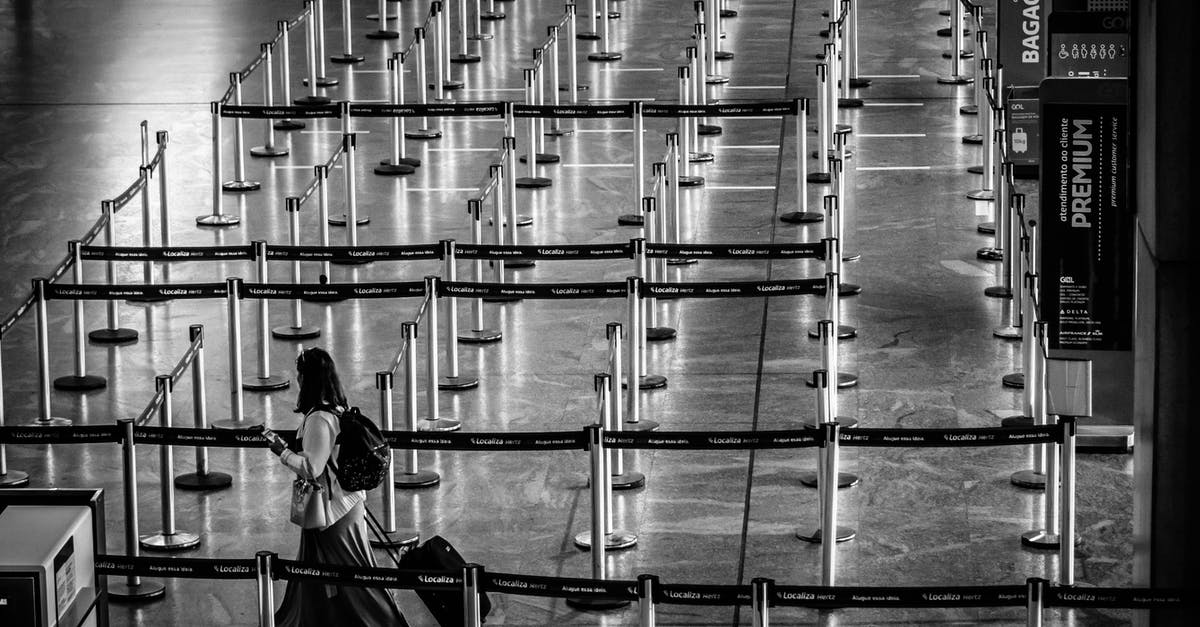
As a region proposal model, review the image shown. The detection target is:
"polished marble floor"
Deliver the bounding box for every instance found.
[0,0,1136,625]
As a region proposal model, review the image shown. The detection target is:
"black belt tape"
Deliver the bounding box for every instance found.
[275,559,460,591]
[1045,586,1186,609]
[772,585,1028,608]
[438,281,626,300]
[133,426,296,448]
[511,103,634,119]
[605,429,822,450]
[45,283,228,301]
[95,554,258,580]
[265,244,442,262]
[220,104,340,119]
[484,571,637,600]
[647,242,824,260]
[348,102,504,118]
[643,279,825,299]
[839,426,1063,448]
[80,245,255,262]
[657,583,751,606]
[240,282,425,300]
[454,243,633,260]
[641,101,797,118]
[385,430,586,451]
[0,425,121,445]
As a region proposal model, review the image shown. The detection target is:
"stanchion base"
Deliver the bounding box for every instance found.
[314,76,340,87]
[624,419,659,432]
[272,325,322,340]
[515,177,553,188]
[705,75,730,85]
[174,471,233,491]
[800,418,859,430]
[451,53,482,64]
[53,374,107,391]
[294,95,332,106]
[210,419,249,430]
[327,213,371,226]
[967,189,995,201]
[1001,415,1033,428]
[405,128,443,140]
[943,50,975,60]
[805,372,858,389]
[196,214,241,227]
[370,528,420,548]
[646,326,676,341]
[459,329,502,343]
[545,126,574,137]
[677,175,705,187]
[1020,530,1062,550]
[807,172,831,184]
[937,75,974,85]
[506,259,536,269]
[107,580,166,602]
[381,157,422,168]
[480,12,505,20]
[564,596,631,611]
[1002,372,1026,389]
[422,418,462,432]
[714,50,734,60]
[611,471,645,490]
[977,247,1002,261]
[1010,469,1046,490]
[396,470,441,488]
[720,9,737,18]
[0,470,30,487]
[250,145,289,158]
[573,529,638,551]
[838,98,864,109]
[993,326,1021,340]
[374,163,416,176]
[968,164,986,175]
[666,257,698,265]
[366,30,400,40]
[587,51,623,62]
[88,328,139,344]
[838,282,862,297]
[518,153,561,164]
[779,211,824,224]
[140,531,201,552]
[242,375,290,391]
[984,286,1012,299]
[620,374,667,390]
[795,526,856,543]
[126,294,170,305]
[798,471,859,490]
[616,213,643,226]
[330,53,365,64]
[807,324,857,340]
[25,417,73,427]
[848,78,872,88]
[365,12,399,20]
[962,134,983,144]
[977,221,995,234]
[441,80,465,91]
[688,151,715,163]
[697,124,722,136]
[961,104,978,116]
[222,180,261,192]
[438,375,479,391]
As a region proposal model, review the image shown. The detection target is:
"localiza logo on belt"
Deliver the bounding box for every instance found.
[214,564,253,574]
[418,575,458,584]
[551,288,581,296]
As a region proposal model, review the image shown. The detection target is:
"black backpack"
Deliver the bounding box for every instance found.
[328,406,390,492]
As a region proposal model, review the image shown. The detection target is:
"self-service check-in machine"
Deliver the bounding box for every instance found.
[0,489,107,627]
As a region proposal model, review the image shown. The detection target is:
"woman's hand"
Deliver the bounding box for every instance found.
[269,438,288,456]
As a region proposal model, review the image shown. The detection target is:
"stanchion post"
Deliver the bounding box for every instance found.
[27,278,72,427]
[463,563,484,626]
[460,200,501,342]
[53,241,106,391]
[251,43,289,157]
[1059,415,1077,585]
[968,82,995,200]
[372,371,420,545]
[256,551,276,627]
[1026,577,1046,627]
[108,419,165,601]
[243,242,289,391]
[273,199,320,340]
[397,320,440,487]
[439,241,478,389]
[141,374,202,551]
[138,123,154,289]
[377,54,418,174]
[222,73,262,192]
[331,0,365,63]
[564,422,630,610]
[638,574,657,626]
[751,577,772,627]
[88,201,139,343]
[821,420,841,586]
[808,65,831,183]
[937,0,971,84]
[422,276,461,431]
[566,3,584,97]
[407,28,443,139]
[451,0,480,61]
[276,20,306,129]
[1022,321,1061,549]
[175,325,233,490]
[197,102,242,226]
[367,0,399,39]
[212,277,246,429]
[295,2,332,105]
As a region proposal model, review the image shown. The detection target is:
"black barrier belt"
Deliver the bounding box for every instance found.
[95,554,258,580]
[44,282,228,301]
[647,243,825,260]
[384,430,586,451]
[772,585,1027,608]
[658,583,752,606]
[80,244,255,261]
[454,243,633,260]
[220,104,340,119]
[839,426,1063,448]
[348,102,504,118]
[438,281,626,300]
[0,425,122,445]
[1046,586,1186,609]
[132,426,297,448]
[510,103,634,119]
[241,281,426,300]
[264,244,442,262]
[483,571,638,601]
[110,174,147,212]
[642,101,797,118]
[274,559,458,591]
[0,291,36,337]
[605,429,821,451]
[643,279,825,299]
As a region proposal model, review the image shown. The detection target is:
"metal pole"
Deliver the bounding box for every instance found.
[175,325,232,491]
[317,166,332,281]
[276,20,304,129]
[141,375,201,550]
[1059,416,1077,585]
[198,102,239,226]
[0,335,32,485]
[214,277,245,428]
[377,371,398,533]
[1026,578,1045,627]
[272,199,318,340]
[256,551,276,627]
[139,123,153,287]
[439,241,477,389]
[821,420,840,586]
[103,201,122,335]
[751,578,771,627]
[638,574,657,627]
[587,423,607,578]
[221,73,261,191]
[433,3,447,100]
[567,3,580,102]
[107,419,165,600]
[626,274,643,425]
[423,276,459,431]
[251,43,287,157]
[29,278,70,426]
[156,131,172,251]
[968,85,995,200]
[70,241,88,380]
[937,0,971,84]
[811,65,830,182]
[464,563,483,627]
[403,321,419,475]
[607,322,624,471]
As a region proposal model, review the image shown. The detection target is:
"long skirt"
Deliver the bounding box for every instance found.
[275,502,408,626]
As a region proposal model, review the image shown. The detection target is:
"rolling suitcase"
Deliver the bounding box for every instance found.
[399,535,492,626]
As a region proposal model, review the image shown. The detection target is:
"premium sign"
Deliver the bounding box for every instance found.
[998,0,1047,87]
[1038,78,1132,352]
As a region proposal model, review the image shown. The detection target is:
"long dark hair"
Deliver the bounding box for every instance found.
[294,347,348,414]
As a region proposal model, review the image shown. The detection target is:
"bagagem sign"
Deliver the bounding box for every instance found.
[999,0,1047,86]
